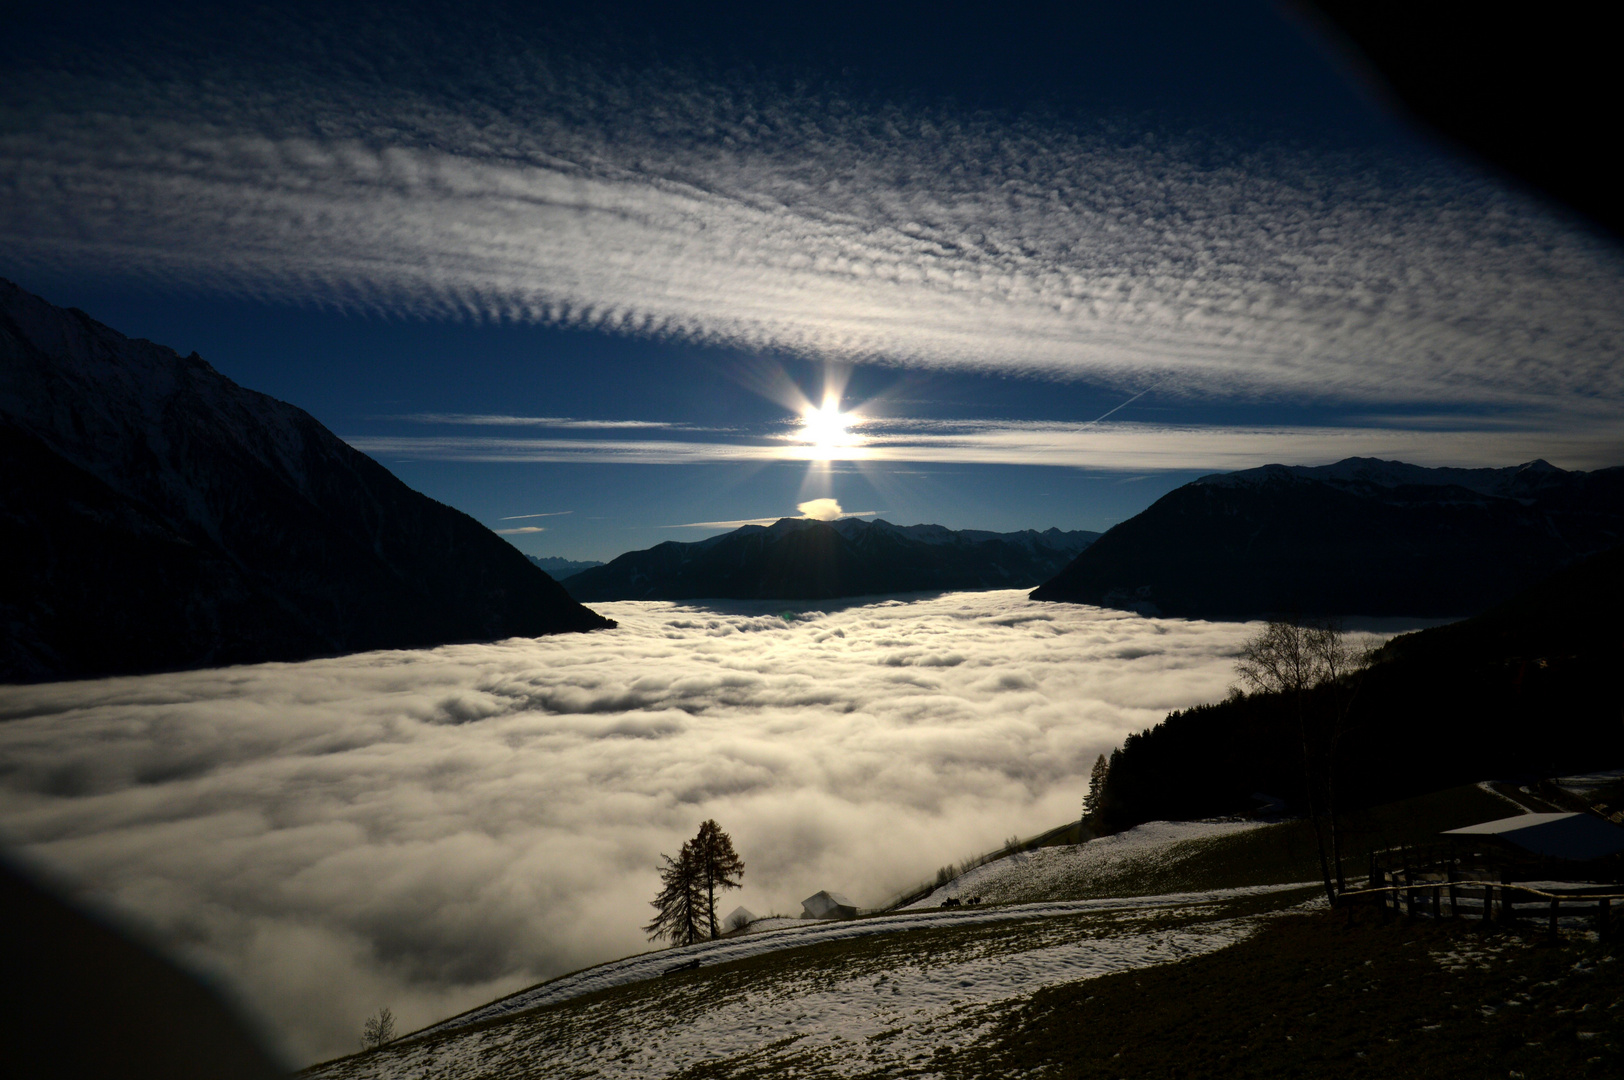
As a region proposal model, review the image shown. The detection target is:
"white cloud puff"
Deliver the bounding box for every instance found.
[0,593,1380,1065]
[796,498,844,519]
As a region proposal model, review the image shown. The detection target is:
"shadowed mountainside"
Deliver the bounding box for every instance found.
[1088,544,1624,833]
[1032,457,1624,620]
[0,279,612,683]
[562,517,1098,602]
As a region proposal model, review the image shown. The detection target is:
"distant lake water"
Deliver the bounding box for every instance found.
[0,592,1406,1064]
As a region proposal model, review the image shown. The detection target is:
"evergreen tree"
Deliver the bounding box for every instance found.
[692,819,745,939]
[1082,753,1110,824]
[643,839,705,945]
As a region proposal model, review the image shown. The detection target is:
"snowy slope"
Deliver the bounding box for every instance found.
[307,882,1315,1080]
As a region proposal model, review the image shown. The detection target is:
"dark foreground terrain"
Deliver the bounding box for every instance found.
[947,903,1623,1080]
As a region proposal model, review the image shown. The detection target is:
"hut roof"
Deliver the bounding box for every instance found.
[800,890,856,919]
[1443,812,1624,861]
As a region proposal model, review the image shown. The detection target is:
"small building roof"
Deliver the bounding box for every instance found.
[801,890,857,919]
[1443,812,1624,861]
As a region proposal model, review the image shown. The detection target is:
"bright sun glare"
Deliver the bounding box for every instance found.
[799,401,862,457]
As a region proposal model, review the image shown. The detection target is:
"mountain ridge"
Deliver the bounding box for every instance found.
[0,279,613,683]
[563,517,1098,601]
[1031,455,1624,619]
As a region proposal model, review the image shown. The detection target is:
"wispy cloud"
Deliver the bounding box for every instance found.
[397,414,711,431]
[499,511,573,521]
[4,34,1622,419]
[2,594,1362,1064]
[345,415,1624,472]
[663,517,784,529]
[662,501,882,529]
[494,525,546,534]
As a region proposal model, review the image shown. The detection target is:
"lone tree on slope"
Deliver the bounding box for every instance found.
[645,821,746,945]
[692,819,745,940]
[360,1007,395,1050]
[644,839,706,946]
[1233,618,1368,903]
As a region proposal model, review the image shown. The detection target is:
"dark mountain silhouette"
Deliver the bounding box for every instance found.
[562,518,1098,602]
[1031,457,1624,620]
[1089,543,1624,834]
[0,279,612,684]
[527,555,603,577]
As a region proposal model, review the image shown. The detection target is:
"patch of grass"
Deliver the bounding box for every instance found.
[939,906,1624,1079]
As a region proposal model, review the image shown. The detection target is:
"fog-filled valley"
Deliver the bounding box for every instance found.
[0,592,1398,1064]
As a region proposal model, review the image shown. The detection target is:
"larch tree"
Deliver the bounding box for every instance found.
[645,821,746,945]
[692,819,745,939]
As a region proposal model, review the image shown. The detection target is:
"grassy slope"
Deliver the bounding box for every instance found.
[308,784,1543,1078]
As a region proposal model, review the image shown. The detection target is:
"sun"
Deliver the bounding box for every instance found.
[798,401,862,458]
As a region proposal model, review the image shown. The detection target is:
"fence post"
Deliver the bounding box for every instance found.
[1447,867,1458,919]
[1484,884,1494,923]
[1549,897,1560,940]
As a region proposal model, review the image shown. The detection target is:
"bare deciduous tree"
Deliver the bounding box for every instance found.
[1234,618,1369,903]
[360,1007,395,1050]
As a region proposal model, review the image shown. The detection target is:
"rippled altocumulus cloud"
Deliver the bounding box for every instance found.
[4,17,1623,416]
[0,593,1388,1064]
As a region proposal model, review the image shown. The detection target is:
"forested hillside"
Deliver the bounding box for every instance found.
[1088,545,1624,833]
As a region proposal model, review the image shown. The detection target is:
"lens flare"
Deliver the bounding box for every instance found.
[798,400,862,458]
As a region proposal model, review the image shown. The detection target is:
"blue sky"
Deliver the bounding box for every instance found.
[5,0,1622,560]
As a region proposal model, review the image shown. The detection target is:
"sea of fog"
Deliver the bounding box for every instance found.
[0,592,1399,1065]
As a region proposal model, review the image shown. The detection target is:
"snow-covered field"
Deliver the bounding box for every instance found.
[310,882,1318,1080]
[0,594,1400,1064]
[904,819,1267,909]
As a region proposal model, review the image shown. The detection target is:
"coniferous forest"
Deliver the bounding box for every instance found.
[1088,545,1624,834]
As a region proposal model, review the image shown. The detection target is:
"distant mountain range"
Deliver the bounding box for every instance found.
[527,555,603,578]
[1031,457,1624,619]
[0,280,612,683]
[562,518,1099,601]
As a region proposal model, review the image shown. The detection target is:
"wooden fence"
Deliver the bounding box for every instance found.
[1343,868,1622,939]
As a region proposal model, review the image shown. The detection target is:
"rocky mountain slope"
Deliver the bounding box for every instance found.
[0,279,612,683]
[1031,456,1624,619]
[561,518,1098,601]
